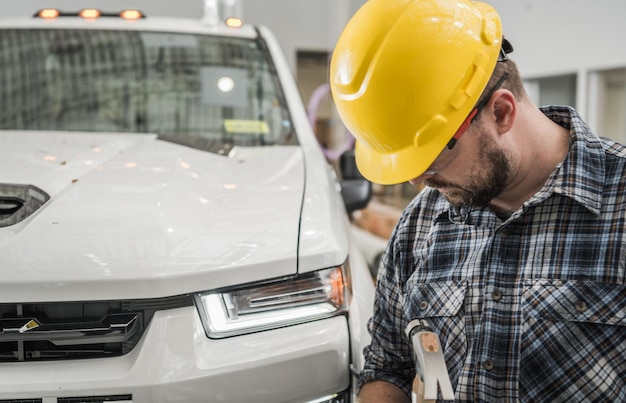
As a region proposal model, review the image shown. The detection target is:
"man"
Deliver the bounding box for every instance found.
[330,0,626,402]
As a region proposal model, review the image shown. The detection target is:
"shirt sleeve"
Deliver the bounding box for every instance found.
[356,209,416,396]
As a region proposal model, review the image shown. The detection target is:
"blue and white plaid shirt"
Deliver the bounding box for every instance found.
[358,106,626,402]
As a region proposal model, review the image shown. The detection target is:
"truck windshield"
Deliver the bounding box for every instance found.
[0,29,296,151]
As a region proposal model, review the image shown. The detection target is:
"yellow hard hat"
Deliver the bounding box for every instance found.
[330,0,503,185]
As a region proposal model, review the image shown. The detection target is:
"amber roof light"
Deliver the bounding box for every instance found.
[225,17,243,28]
[78,8,101,19]
[37,8,61,19]
[120,9,144,20]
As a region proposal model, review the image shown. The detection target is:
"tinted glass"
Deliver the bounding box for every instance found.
[0,29,297,151]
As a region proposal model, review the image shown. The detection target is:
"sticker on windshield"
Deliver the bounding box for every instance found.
[224,120,270,135]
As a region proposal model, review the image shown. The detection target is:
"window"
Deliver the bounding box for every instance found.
[589,67,626,143]
[0,29,296,150]
[524,74,577,108]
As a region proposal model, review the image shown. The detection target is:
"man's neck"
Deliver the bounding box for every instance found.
[489,106,570,214]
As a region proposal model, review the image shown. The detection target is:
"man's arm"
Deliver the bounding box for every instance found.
[357,380,411,403]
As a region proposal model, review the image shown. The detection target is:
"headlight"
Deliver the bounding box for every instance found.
[194,266,350,338]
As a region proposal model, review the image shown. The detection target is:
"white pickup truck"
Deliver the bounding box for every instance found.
[0,4,374,402]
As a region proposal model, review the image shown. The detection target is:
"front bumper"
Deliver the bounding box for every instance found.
[0,306,352,402]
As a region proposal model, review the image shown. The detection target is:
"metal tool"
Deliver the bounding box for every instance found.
[405,319,455,402]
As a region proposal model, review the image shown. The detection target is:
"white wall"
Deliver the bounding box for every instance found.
[469,0,626,126]
[240,0,364,71]
[486,0,626,78]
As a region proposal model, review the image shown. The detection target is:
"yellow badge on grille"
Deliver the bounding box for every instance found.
[19,319,40,333]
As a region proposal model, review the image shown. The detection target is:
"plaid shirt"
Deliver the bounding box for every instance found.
[358,106,626,402]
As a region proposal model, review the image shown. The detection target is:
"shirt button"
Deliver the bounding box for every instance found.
[483,360,494,371]
[419,301,428,310]
[492,290,503,301]
[575,301,587,313]
[499,229,509,238]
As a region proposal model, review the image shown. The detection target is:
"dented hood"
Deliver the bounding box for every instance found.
[0,131,304,302]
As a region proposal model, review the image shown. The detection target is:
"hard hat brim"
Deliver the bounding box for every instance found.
[354,134,448,185]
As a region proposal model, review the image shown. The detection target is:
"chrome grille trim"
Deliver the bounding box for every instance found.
[0,295,193,362]
[0,313,141,345]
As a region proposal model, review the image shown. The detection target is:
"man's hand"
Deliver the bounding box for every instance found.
[357,380,411,403]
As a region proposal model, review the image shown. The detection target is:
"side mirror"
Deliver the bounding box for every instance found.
[339,150,371,214]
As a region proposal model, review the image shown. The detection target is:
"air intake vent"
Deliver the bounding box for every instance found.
[0,197,23,215]
[0,184,50,227]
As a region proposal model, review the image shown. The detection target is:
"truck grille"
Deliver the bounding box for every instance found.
[0,295,193,362]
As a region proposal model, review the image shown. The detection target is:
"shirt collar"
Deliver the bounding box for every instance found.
[533,105,603,215]
[440,105,604,222]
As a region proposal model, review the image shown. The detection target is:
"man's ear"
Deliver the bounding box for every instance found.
[491,90,516,134]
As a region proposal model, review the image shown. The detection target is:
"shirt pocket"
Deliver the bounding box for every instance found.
[403,280,468,383]
[521,279,626,400]
[523,279,626,326]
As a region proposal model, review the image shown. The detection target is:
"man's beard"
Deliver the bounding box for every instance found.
[424,137,512,208]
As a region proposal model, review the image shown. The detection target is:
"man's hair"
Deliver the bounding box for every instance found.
[470,58,527,125]
[487,58,527,102]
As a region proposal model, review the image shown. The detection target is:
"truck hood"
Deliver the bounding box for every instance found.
[0,131,304,302]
